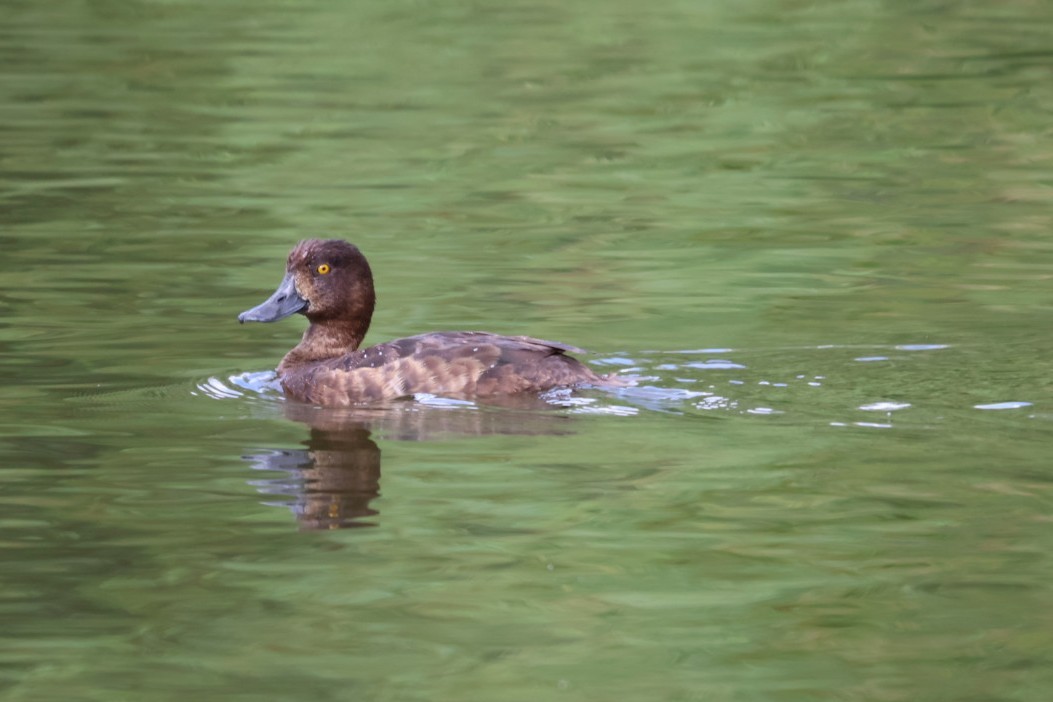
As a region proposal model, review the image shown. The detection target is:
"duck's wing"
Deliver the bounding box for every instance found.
[283,331,603,405]
[396,331,587,357]
[499,334,588,356]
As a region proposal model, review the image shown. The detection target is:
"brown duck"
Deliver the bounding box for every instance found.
[238,239,620,406]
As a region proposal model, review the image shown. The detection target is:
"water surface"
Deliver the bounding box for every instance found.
[2,1,1051,700]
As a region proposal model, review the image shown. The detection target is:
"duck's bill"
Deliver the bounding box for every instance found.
[238,272,308,323]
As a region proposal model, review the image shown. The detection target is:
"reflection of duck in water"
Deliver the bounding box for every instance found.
[238,239,624,406]
[248,426,381,530]
[246,399,577,531]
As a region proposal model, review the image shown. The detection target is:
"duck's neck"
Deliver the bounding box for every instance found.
[279,320,369,370]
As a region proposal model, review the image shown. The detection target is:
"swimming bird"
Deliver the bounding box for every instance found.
[238,239,619,406]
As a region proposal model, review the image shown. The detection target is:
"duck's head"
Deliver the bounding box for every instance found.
[238,239,375,328]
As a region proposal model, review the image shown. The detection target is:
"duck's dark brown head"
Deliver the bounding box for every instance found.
[239,239,376,350]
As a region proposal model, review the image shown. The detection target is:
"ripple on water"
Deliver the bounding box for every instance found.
[194,371,282,401]
[896,344,951,351]
[859,402,912,412]
[683,360,748,370]
[190,343,1041,429]
[974,401,1033,411]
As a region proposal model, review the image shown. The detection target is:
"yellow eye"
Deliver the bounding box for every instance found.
[317,263,331,275]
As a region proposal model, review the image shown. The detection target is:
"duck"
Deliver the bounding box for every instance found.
[238,239,621,407]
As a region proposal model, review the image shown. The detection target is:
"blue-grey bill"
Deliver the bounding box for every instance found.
[237,272,308,323]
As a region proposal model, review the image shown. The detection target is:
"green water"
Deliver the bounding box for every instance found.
[2,1,1052,700]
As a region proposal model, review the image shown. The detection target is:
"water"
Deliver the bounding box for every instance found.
[2,1,1052,700]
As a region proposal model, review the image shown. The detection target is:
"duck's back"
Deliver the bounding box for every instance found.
[279,331,610,406]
